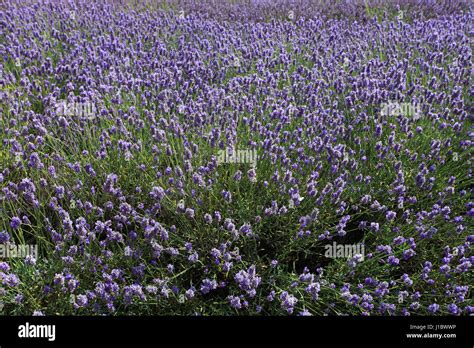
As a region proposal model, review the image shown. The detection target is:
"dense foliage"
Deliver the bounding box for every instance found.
[0,0,472,315]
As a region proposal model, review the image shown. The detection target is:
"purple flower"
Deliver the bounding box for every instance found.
[185,208,195,219]
[0,231,10,243]
[3,273,20,286]
[386,211,396,221]
[247,169,257,183]
[0,262,10,272]
[305,282,321,300]
[150,186,165,201]
[185,288,195,299]
[234,265,261,298]
[188,252,199,264]
[10,217,21,230]
[280,291,298,314]
[428,303,440,314]
[203,213,213,224]
[238,223,252,236]
[447,303,459,315]
[228,295,242,309]
[76,294,89,308]
[200,279,217,294]
[388,256,400,266]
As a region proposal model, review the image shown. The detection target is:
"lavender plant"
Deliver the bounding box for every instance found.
[0,0,472,316]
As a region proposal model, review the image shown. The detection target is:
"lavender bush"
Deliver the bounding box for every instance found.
[0,0,472,315]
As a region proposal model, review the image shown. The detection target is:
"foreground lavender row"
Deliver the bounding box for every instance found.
[0,1,472,315]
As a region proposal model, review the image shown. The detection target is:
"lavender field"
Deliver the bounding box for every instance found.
[0,0,472,316]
